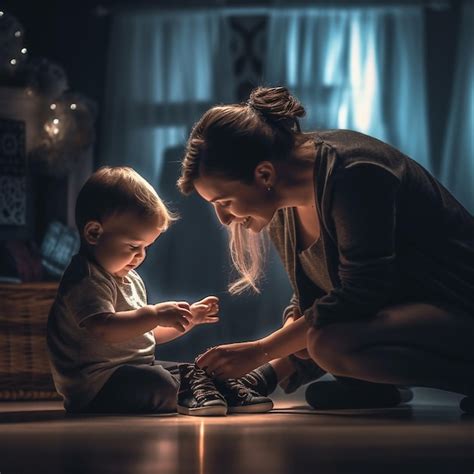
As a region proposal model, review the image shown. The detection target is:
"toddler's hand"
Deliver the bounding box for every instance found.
[152,301,193,333]
[189,296,220,327]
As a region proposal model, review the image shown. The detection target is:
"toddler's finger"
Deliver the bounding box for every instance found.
[180,308,193,319]
[203,317,220,324]
[197,296,219,306]
[177,301,191,310]
[180,316,191,326]
[174,322,186,333]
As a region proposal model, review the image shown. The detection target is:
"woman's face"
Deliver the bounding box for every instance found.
[194,172,278,233]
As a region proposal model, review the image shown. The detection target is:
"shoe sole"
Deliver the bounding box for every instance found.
[227,401,274,414]
[177,404,228,416]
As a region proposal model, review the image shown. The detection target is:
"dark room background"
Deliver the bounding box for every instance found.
[1,0,472,362]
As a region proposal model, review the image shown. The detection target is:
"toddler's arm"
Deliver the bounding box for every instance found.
[83,302,192,344]
[153,296,219,344]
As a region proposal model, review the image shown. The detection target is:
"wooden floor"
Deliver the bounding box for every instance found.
[0,387,472,474]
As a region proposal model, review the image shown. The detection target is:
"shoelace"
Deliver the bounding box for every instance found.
[225,379,260,399]
[186,366,223,403]
[239,373,260,390]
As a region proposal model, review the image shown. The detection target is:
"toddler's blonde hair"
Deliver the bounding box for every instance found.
[75,166,175,236]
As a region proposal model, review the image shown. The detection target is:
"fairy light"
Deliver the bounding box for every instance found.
[0,14,25,71]
[0,12,91,152]
[44,121,61,138]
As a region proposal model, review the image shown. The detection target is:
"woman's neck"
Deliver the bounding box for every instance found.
[275,140,317,209]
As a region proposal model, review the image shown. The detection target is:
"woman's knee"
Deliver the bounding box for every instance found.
[293,348,311,360]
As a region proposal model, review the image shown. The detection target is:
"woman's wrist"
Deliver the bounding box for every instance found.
[256,339,272,363]
[257,317,310,362]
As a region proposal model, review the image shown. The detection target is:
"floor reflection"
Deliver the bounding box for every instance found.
[0,398,472,474]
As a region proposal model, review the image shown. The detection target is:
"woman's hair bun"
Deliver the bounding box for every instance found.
[247,86,306,125]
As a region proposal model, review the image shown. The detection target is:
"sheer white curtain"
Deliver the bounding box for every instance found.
[100,10,238,358]
[265,7,431,170]
[440,1,474,213]
[100,10,234,183]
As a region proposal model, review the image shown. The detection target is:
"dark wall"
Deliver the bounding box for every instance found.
[2,0,465,358]
[4,0,463,176]
[2,0,111,162]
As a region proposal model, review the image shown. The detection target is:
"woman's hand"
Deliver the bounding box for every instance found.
[195,341,267,379]
[189,296,220,327]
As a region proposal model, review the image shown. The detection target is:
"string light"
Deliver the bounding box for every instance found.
[1,14,25,71]
[0,11,94,161]
[44,121,60,138]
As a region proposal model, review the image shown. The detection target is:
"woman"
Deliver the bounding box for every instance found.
[177,86,474,413]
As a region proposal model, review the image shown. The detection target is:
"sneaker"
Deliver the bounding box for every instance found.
[177,364,228,416]
[215,378,274,414]
[305,379,413,410]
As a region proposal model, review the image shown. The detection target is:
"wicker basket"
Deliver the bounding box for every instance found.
[0,282,62,400]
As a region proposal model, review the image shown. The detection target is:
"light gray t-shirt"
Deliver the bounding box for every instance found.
[46,254,155,412]
[298,238,333,295]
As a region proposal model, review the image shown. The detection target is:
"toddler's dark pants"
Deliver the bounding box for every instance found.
[78,360,182,414]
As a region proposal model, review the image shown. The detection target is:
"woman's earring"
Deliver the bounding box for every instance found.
[267,186,272,192]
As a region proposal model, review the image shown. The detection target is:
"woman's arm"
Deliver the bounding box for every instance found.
[306,163,401,328]
[259,316,310,360]
[195,316,310,378]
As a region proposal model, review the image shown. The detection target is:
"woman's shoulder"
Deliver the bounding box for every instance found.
[311,129,407,181]
[312,129,392,148]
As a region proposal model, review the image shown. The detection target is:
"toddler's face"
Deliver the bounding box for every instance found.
[88,211,162,278]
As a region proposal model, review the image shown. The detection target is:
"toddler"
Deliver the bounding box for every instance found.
[47,166,274,415]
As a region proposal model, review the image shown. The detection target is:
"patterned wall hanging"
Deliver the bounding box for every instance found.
[0,118,27,226]
[229,16,267,101]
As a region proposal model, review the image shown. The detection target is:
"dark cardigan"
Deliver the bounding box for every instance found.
[268,130,474,328]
